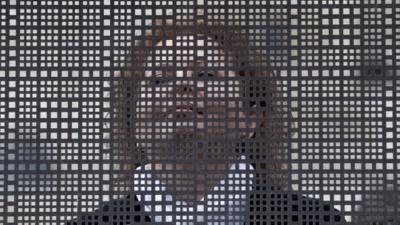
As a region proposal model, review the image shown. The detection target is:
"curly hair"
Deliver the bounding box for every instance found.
[110,18,295,193]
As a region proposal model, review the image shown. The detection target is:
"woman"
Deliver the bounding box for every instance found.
[66,18,347,225]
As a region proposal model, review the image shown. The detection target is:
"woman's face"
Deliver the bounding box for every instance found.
[134,35,256,161]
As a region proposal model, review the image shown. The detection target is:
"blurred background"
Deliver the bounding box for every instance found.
[0,0,399,224]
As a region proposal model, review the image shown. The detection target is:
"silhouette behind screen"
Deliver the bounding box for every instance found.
[65,18,347,224]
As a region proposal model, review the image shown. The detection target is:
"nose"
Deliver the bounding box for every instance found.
[174,70,191,96]
[175,79,194,96]
[174,70,205,97]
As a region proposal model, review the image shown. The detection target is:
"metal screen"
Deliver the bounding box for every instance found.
[0,0,399,224]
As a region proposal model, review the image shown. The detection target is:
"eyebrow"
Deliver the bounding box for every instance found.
[154,60,205,68]
[152,60,221,77]
[154,62,173,67]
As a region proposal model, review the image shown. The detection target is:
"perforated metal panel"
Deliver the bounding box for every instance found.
[0,1,399,224]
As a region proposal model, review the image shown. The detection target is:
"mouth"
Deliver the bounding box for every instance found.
[162,103,204,118]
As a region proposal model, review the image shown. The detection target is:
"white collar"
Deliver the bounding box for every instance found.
[132,154,254,224]
[133,154,254,196]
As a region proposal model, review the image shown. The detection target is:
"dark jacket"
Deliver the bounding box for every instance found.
[65,190,348,225]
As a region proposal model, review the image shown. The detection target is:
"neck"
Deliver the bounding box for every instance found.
[151,155,238,206]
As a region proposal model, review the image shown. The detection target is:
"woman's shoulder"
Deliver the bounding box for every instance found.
[64,191,348,224]
[299,194,346,222]
[248,190,348,224]
[63,194,151,225]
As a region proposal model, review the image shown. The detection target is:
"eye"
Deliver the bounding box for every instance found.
[149,78,164,86]
[198,72,214,77]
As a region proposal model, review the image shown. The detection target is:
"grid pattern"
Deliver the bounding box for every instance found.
[0,0,399,224]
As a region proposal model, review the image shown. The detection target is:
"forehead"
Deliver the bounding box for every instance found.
[149,35,228,67]
[156,35,219,47]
